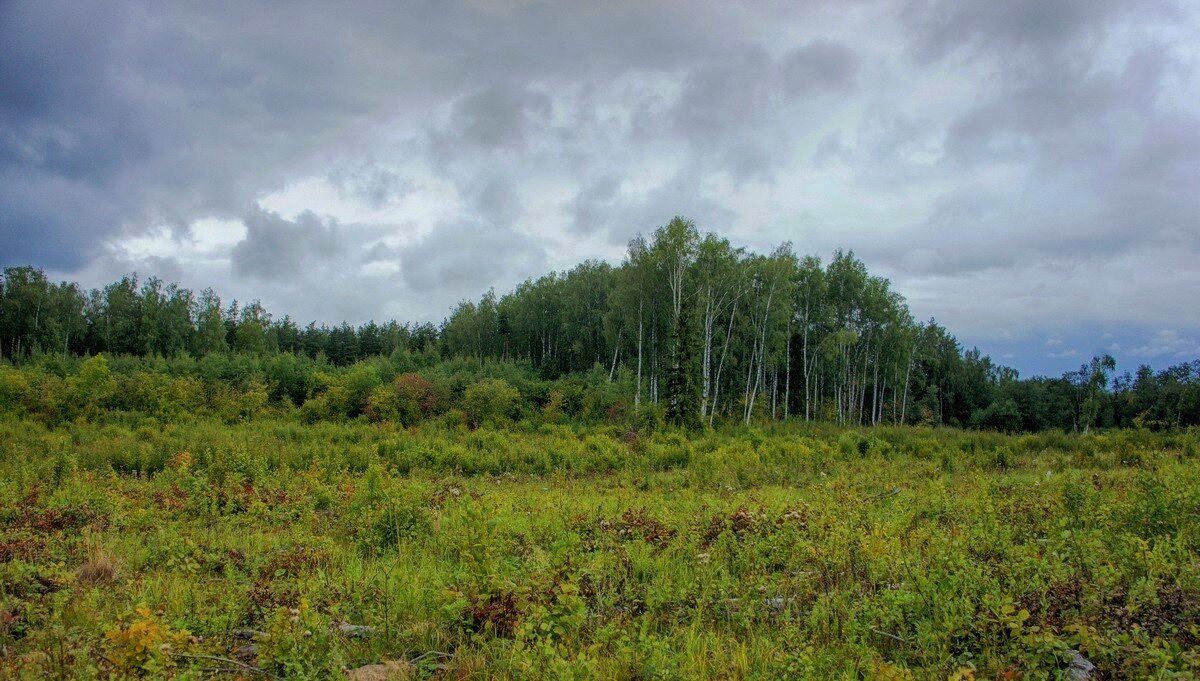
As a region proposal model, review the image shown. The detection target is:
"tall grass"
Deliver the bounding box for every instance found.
[1,416,1197,678]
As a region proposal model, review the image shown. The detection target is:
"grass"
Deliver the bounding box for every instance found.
[1,416,1198,679]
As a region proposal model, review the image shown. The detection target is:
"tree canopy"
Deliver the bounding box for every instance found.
[3,217,1197,431]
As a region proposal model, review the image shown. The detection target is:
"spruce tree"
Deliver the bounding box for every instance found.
[665,292,701,428]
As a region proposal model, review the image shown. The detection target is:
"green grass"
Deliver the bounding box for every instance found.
[1,417,1198,679]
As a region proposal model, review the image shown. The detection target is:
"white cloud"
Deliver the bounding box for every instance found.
[1132,330,1200,359]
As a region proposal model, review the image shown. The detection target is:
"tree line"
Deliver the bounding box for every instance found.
[3,217,1198,431]
[0,266,439,365]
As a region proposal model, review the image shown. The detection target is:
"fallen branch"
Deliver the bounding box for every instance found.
[200,666,250,675]
[170,653,280,679]
[870,627,909,644]
[409,650,453,665]
[336,622,377,637]
[865,487,901,503]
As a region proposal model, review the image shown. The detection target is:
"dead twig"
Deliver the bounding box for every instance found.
[409,650,453,666]
[169,652,280,679]
[865,487,901,503]
[870,627,909,644]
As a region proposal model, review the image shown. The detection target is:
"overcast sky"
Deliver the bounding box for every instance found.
[3,0,1198,376]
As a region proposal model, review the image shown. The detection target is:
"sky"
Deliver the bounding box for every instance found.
[2,0,1199,377]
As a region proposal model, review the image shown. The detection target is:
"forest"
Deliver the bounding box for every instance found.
[2,218,1197,433]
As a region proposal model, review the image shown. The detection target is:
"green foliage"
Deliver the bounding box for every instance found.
[462,378,520,428]
[352,470,433,552]
[103,605,189,676]
[2,412,1199,678]
[71,354,115,418]
[10,233,1198,437]
[3,221,1195,681]
[365,372,436,425]
[0,364,29,413]
[665,290,701,428]
[258,599,342,679]
[973,397,1023,433]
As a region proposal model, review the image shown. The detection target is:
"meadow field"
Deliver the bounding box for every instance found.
[2,416,1197,679]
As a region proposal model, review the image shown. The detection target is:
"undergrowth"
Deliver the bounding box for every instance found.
[1,417,1197,678]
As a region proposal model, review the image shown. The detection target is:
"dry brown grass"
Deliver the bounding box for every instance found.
[75,544,120,585]
[345,660,414,681]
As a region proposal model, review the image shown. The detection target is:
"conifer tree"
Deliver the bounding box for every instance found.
[666,292,700,428]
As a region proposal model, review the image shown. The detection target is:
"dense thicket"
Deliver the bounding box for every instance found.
[3,218,1197,431]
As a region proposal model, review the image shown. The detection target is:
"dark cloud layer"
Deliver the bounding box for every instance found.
[781,40,860,95]
[231,205,341,281]
[401,219,545,298]
[2,0,1198,374]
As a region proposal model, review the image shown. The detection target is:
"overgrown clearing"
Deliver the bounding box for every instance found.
[2,418,1198,679]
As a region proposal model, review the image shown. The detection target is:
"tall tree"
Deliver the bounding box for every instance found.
[693,234,744,420]
[194,288,228,355]
[665,290,700,428]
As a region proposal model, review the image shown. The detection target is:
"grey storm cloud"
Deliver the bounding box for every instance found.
[2,0,1199,372]
[781,40,861,95]
[568,175,623,236]
[231,205,342,281]
[566,168,738,248]
[450,86,554,152]
[327,160,412,209]
[400,219,545,297]
[0,1,736,263]
[463,175,524,225]
[901,0,1149,62]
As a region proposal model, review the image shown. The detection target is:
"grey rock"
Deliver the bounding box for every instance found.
[346,660,415,680]
[337,622,377,637]
[761,596,787,611]
[1066,650,1096,680]
[234,643,258,659]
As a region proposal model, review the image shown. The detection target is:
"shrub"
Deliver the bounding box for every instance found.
[71,354,116,418]
[361,499,432,551]
[0,365,30,414]
[365,373,436,425]
[837,431,868,457]
[104,605,188,676]
[462,378,520,428]
[394,372,437,420]
[542,389,567,423]
[341,363,382,417]
[973,398,1024,433]
[259,599,342,678]
[363,383,398,423]
[634,403,665,433]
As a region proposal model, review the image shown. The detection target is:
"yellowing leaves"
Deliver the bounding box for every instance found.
[103,605,188,675]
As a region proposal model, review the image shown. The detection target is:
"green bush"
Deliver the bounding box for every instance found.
[462,378,520,428]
